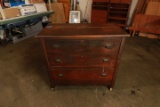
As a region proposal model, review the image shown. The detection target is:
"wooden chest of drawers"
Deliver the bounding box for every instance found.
[36,24,129,90]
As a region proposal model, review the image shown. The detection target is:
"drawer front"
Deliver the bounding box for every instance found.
[45,39,121,54]
[47,54,117,67]
[50,67,114,85]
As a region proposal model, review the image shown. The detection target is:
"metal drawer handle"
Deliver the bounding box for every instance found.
[56,59,61,62]
[52,44,60,48]
[103,58,109,62]
[101,66,107,76]
[58,73,64,77]
[101,73,107,76]
[105,43,114,49]
[81,55,84,58]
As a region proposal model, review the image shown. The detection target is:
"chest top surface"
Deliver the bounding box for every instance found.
[36,23,130,39]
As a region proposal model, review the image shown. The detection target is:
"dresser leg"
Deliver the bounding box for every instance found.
[107,86,113,91]
[50,80,56,91]
[109,88,113,91]
[50,84,56,91]
[51,87,55,91]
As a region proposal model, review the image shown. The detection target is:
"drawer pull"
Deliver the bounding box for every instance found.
[46,25,52,28]
[101,66,107,76]
[103,58,109,62]
[52,44,60,48]
[58,73,64,77]
[56,59,61,62]
[105,43,114,49]
[81,55,84,58]
[101,73,107,76]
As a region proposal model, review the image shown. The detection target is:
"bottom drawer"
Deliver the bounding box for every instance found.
[50,67,114,85]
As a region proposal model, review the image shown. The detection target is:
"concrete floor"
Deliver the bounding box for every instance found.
[0,37,160,107]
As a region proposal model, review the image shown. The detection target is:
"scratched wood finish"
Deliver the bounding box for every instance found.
[38,24,129,38]
[50,67,114,85]
[36,24,129,90]
[45,39,121,54]
[47,54,117,67]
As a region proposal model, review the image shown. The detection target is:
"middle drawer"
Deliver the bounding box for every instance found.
[47,54,117,67]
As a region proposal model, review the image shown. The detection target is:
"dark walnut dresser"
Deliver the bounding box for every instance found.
[36,24,129,91]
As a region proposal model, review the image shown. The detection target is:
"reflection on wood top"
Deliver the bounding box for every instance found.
[36,23,130,39]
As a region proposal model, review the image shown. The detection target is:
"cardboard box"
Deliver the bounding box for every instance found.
[46,3,66,23]
[0,7,21,20]
[34,3,47,13]
[29,0,44,3]
[58,0,71,22]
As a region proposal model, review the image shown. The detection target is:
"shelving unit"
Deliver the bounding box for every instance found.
[91,0,109,23]
[108,1,131,28]
[91,0,132,28]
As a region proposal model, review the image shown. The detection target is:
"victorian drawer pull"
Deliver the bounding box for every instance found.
[103,58,109,62]
[101,73,107,76]
[105,43,114,49]
[58,73,64,77]
[81,55,84,58]
[101,66,107,76]
[52,44,60,48]
[56,59,61,62]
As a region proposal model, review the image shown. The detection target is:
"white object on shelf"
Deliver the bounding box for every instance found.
[25,0,30,4]
[19,4,37,16]
[0,30,6,40]
[34,3,47,13]
[69,11,80,23]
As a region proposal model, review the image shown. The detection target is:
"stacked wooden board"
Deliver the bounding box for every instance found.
[47,0,71,23]
[139,1,160,39]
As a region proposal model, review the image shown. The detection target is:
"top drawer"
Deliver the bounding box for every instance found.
[44,38,121,54]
